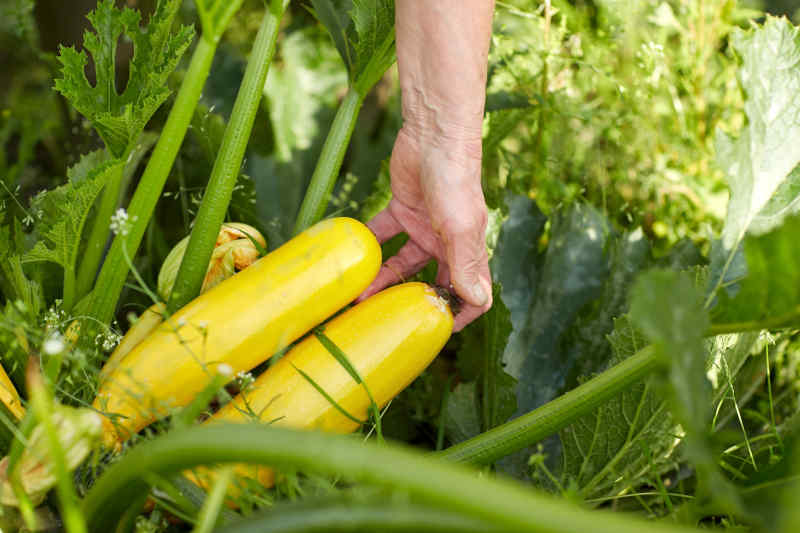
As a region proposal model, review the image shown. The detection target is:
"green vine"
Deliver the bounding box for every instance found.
[166,0,288,313]
[82,424,699,533]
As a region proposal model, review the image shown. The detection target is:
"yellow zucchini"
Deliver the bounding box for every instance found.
[98,303,167,383]
[99,223,266,383]
[0,363,24,420]
[93,217,381,445]
[199,282,453,488]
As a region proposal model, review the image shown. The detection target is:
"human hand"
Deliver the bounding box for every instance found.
[358,0,495,331]
[358,126,492,331]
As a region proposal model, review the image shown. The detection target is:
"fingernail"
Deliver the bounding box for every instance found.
[471,283,488,306]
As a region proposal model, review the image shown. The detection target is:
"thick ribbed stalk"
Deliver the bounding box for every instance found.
[438,310,785,466]
[82,424,699,533]
[222,502,502,533]
[438,345,659,465]
[86,37,217,325]
[292,88,364,235]
[166,0,287,313]
[61,263,77,315]
[75,162,125,301]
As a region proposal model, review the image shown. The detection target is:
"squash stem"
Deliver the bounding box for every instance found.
[437,310,791,466]
[166,0,288,314]
[82,424,699,533]
[437,345,659,465]
[62,262,76,315]
[75,162,124,303]
[85,35,218,325]
[220,501,502,533]
[292,88,365,235]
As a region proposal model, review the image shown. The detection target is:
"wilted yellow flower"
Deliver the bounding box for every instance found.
[0,406,102,507]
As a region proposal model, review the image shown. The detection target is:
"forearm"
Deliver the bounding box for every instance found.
[395,0,495,146]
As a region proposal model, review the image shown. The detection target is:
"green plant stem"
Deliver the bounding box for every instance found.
[62,264,76,315]
[166,0,287,313]
[82,424,699,533]
[76,162,124,301]
[706,307,800,336]
[86,36,217,325]
[438,345,659,465]
[293,88,364,235]
[8,410,36,529]
[220,501,502,533]
[438,310,794,466]
[192,466,232,533]
[29,374,86,533]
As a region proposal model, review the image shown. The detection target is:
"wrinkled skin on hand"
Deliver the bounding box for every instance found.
[358,0,495,331]
[359,130,491,332]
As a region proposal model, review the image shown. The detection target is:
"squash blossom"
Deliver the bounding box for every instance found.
[157,223,267,301]
[0,406,102,506]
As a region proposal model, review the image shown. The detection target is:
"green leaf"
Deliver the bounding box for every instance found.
[562,229,654,385]
[0,255,43,318]
[444,382,481,446]
[291,363,366,427]
[310,0,396,95]
[489,195,546,366]
[349,0,396,93]
[53,0,193,157]
[23,157,124,310]
[711,214,800,330]
[457,285,516,426]
[314,328,383,438]
[0,214,42,314]
[446,285,516,448]
[630,269,743,516]
[0,300,38,387]
[630,270,709,437]
[309,0,352,71]
[313,329,365,386]
[485,91,535,113]
[508,204,611,417]
[560,316,678,501]
[558,236,707,500]
[710,17,800,299]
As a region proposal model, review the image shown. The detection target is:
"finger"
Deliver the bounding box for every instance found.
[445,225,491,307]
[367,208,404,244]
[452,276,493,332]
[356,240,431,301]
[436,262,450,288]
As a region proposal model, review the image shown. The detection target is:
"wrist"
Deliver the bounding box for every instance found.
[397,125,482,173]
[395,0,494,148]
[400,93,484,146]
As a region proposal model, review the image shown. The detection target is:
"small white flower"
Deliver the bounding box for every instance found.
[109,208,132,236]
[235,370,255,389]
[42,334,65,355]
[217,363,234,377]
[102,332,122,352]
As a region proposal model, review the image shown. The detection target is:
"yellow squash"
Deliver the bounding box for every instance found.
[93,217,381,445]
[99,223,267,383]
[199,282,453,488]
[98,303,167,382]
[0,363,24,420]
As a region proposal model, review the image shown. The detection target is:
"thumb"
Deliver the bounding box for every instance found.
[445,227,490,307]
